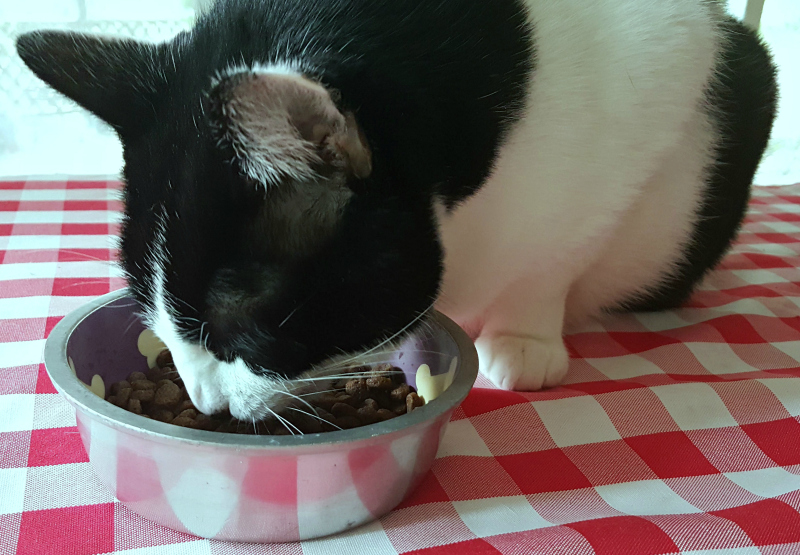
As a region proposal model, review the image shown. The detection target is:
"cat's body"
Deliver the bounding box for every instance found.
[437,0,778,389]
[17,0,777,420]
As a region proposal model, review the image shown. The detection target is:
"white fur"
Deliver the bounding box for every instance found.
[149,68,371,422]
[215,61,305,83]
[145,210,338,420]
[148,262,290,418]
[214,65,370,197]
[434,0,723,389]
[213,69,327,188]
[141,206,275,418]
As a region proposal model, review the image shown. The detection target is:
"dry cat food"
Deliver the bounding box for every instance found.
[105,350,425,434]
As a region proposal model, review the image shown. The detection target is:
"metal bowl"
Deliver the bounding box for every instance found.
[44,289,478,542]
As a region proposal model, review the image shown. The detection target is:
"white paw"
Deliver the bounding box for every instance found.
[476,334,569,391]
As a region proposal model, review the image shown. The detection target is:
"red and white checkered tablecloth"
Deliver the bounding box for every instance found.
[4,178,800,554]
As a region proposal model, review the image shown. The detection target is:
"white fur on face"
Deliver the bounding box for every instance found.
[148,276,301,419]
[141,208,290,419]
[150,320,293,419]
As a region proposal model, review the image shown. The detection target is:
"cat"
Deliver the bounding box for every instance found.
[17,0,777,421]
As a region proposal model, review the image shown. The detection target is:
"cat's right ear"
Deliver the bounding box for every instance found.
[16,31,168,136]
[207,71,372,189]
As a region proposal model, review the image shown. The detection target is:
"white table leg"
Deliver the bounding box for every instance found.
[744,0,766,31]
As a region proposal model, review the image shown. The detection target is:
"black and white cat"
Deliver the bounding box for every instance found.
[18,0,777,421]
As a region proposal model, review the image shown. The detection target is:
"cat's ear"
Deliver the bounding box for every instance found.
[208,71,372,188]
[16,31,168,135]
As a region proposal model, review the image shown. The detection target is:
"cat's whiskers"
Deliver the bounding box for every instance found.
[57,249,115,264]
[266,406,301,435]
[278,305,301,328]
[288,347,450,385]
[121,313,140,337]
[276,385,320,417]
[198,321,211,353]
[287,407,343,430]
[296,388,338,397]
[57,279,116,290]
[323,301,435,370]
[289,369,399,384]
[171,296,201,317]
[99,301,140,310]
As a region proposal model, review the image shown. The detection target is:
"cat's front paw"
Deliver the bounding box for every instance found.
[475,334,569,391]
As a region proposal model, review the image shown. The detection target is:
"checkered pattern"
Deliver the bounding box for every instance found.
[4,179,800,554]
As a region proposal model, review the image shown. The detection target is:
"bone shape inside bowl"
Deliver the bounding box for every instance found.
[45,289,478,542]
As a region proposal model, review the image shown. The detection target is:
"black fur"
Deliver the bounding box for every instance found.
[622,17,778,312]
[16,0,533,378]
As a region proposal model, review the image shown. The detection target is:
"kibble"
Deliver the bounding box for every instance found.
[151,409,174,423]
[357,404,378,425]
[376,409,395,421]
[391,384,411,401]
[156,350,173,368]
[110,380,130,395]
[110,387,131,406]
[153,380,181,406]
[345,378,368,399]
[105,350,427,435]
[171,416,194,427]
[406,392,424,413]
[366,376,393,390]
[129,389,154,402]
[177,408,197,419]
[331,402,358,418]
[131,380,156,391]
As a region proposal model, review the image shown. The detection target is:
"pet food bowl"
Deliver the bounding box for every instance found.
[44,289,478,542]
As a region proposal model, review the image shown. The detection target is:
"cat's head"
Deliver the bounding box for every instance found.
[17,30,443,420]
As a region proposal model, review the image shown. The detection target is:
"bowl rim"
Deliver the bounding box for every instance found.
[44,289,479,450]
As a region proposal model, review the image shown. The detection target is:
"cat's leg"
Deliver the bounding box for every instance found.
[475,280,569,391]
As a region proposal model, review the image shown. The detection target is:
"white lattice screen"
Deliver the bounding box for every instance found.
[1,20,192,118]
[0,0,796,183]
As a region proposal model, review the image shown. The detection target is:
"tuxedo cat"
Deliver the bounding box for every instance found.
[17,0,777,421]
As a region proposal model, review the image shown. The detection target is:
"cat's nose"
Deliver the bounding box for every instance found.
[227,398,252,421]
[185,379,229,415]
[180,366,230,415]
[164,340,231,415]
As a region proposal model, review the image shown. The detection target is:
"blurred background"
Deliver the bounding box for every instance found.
[0,0,797,184]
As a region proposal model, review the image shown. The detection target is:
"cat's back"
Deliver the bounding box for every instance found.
[510,0,723,180]
[190,0,723,197]
[436,0,728,321]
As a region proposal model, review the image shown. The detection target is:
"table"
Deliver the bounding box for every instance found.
[3,178,800,554]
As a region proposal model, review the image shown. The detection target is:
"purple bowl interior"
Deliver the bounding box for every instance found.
[67,296,460,395]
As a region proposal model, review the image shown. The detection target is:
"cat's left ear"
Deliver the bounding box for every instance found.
[16,31,169,136]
